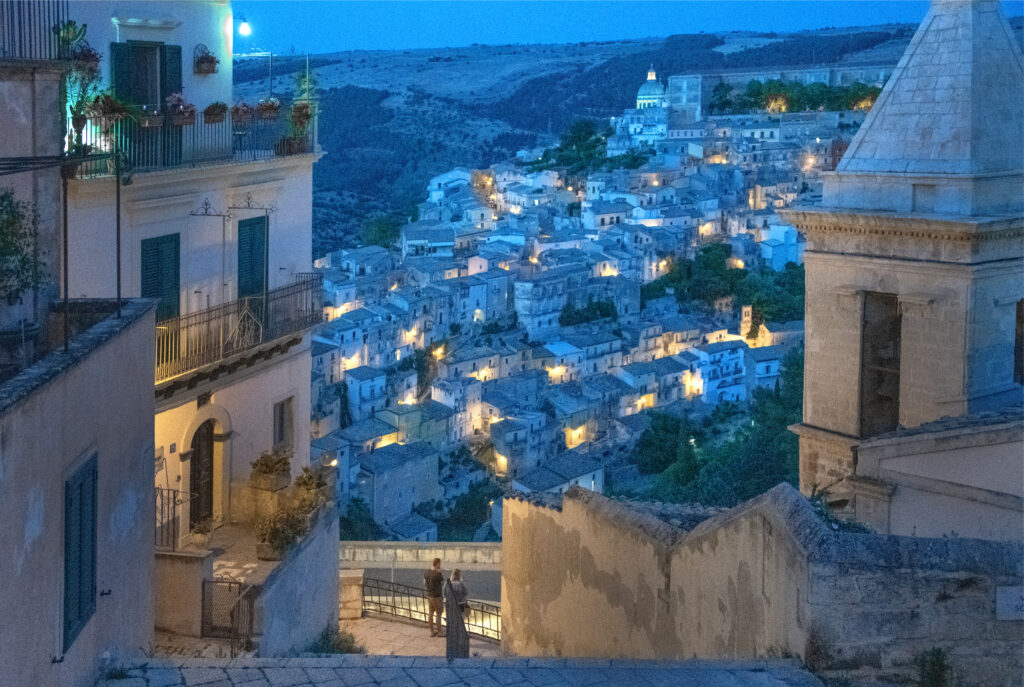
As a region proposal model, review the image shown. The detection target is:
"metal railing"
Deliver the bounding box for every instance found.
[230,585,257,658]
[0,0,69,62]
[154,487,186,551]
[202,578,256,657]
[155,273,323,384]
[362,576,501,641]
[70,109,317,178]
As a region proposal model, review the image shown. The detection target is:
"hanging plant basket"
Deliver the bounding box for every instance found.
[139,113,164,128]
[204,102,228,124]
[256,97,281,121]
[193,43,220,74]
[231,103,255,125]
[171,113,196,126]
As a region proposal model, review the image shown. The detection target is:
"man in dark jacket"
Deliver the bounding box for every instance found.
[424,557,444,636]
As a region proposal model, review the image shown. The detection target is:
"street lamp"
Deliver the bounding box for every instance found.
[238,15,251,36]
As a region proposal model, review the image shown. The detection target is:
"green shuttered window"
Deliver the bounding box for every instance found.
[141,234,180,321]
[238,216,268,299]
[64,454,97,651]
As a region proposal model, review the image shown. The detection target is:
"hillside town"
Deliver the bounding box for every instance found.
[308,62,865,540]
[0,0,1021,686]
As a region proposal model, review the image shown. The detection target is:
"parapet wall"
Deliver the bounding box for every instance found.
[340,541,501,571]
[258,503,340,656]
[501,484,1023,686]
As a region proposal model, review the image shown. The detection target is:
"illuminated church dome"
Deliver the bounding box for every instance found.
[636,66,666,109]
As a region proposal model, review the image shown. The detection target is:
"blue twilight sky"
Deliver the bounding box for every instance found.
[230,1,1024,54]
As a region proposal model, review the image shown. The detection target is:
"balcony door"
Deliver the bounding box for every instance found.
[141,233,180,321]
[110,41,183,168]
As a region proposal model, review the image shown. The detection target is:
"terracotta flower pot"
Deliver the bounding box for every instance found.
[204,112,226,124]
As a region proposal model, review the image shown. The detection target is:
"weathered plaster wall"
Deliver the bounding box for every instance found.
[670,505,810,659]
[501,495,682,657]
[0,302,155,687]
[501,485,1023,686]
[256,504,340,656]
[154,550,212,637]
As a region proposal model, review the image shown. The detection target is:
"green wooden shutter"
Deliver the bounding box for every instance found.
[237,217,268,299]
[64,454,97,651]
[160,44,182,100]
[141,234,180,321]
[110,42,131,101]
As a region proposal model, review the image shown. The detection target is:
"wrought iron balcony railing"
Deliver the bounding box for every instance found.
[69,108,317,179]
[155,273,323,384]
[0,0,69,62]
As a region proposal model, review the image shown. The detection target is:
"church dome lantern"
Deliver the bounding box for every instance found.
[636,65,666,109]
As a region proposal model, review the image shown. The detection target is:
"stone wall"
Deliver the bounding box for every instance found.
[501,485,1023,686]
[257,503,340,656]
[340,541,501,570]
[0,300,156,687]
[154,550,213,636]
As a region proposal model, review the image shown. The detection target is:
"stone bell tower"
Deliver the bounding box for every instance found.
[783,0,1024,503]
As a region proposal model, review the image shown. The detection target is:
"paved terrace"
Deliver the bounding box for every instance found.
[98,656,823,687]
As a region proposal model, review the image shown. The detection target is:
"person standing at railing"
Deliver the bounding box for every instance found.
[448,569,469,616]
[423,557,445,637]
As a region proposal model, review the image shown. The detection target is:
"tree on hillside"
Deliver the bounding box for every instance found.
[360,214,401,248]
[661,349,804,506]
[709,82,734,114]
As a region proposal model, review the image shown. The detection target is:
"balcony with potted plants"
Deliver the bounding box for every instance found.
[69,95,319,178]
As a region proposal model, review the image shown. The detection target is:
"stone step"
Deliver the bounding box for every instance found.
[100,655,825,687]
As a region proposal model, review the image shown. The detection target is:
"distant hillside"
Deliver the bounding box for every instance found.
[232,18,1021,258]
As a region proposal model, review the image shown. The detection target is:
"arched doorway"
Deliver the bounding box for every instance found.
[190,419,215,528]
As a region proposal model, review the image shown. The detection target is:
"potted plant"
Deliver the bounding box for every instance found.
[194,51,220,74]
[293,466,329,526]
[84,92,132,172]
[164,92,196,126]
[138,104,163,128]
[256,96,280,120]
[65,41,102,144]
[255,507,308,560]
[290,101,313,134]
[230,102,254,125]
[250,447,292,491]
[190,518,212,549]
[204,101,228,124]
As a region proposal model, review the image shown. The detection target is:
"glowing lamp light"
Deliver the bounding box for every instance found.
[329,458,338,467]
[238,15,252,36]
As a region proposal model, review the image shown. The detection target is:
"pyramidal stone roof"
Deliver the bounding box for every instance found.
[839,0,1024,178]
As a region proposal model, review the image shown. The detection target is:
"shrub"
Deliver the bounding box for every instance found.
[251,447,292,476]
[0,190,44,302]
[308,627,364,654]
[204,101,228,116]
[256,507,308,554]
[295,465,327,491]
